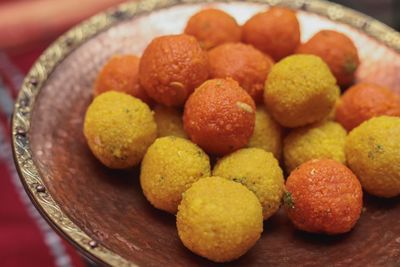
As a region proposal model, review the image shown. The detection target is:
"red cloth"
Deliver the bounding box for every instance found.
[7,44,48,73]
[0,44,85,267]
[0,1,130,265]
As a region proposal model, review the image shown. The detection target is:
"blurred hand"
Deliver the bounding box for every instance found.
[0,0,127,53]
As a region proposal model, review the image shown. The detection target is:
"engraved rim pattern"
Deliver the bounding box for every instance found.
[11,0,400,266]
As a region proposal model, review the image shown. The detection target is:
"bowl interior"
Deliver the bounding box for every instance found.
[29,2,400,266]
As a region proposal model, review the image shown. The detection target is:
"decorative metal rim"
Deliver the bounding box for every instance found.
[11,0,400,266]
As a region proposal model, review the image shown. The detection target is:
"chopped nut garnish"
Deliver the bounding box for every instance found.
[236,101,253,113]
[94,136,102,146]
[169,81,184,89]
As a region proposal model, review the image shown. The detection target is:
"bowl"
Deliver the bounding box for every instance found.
[12,0,400,266]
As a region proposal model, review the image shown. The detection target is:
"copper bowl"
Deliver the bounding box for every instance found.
[12,0,400,266]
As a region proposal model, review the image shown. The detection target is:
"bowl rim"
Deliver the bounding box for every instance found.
[11,0,400,266]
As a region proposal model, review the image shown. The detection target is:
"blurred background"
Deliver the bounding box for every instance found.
[0,0,399,266]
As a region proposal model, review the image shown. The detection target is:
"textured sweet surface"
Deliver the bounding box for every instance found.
[242,7,300,61]
[285,159,363,234]
[336,83,400,131]
[296,30,360,86]
[83,91,157,169]
[248,107,282,159]
[139,34,209,107]
[184,8,241,50]
[140,136,210,213]
[213,148,284,220]
[177,177,263,262]
[153,105,187,138]
[93,55,153,105]
[183,78,255,155]
[283,121,347,173]
[346,116,400,197]
[264,54,339,127]
[208,42,274,103]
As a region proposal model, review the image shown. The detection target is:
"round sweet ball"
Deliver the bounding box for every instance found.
[153,105,187,138]
[213,148,284,220]
[242,7,300,61]
[139,34,209,107]
[208,42,274,103]
[335,83,400,131]
[283,121,347,173]
[264,54,339,128]
[296,30,360,86]
[83,91,157,169]
[248,107,282,159]
[345,116,400,198]
[184,78,256,155]
[184,8,241,50]
[140,136,211,213]
[93,55,153,105]
[285,159,363,235]
[177,177,263,262]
